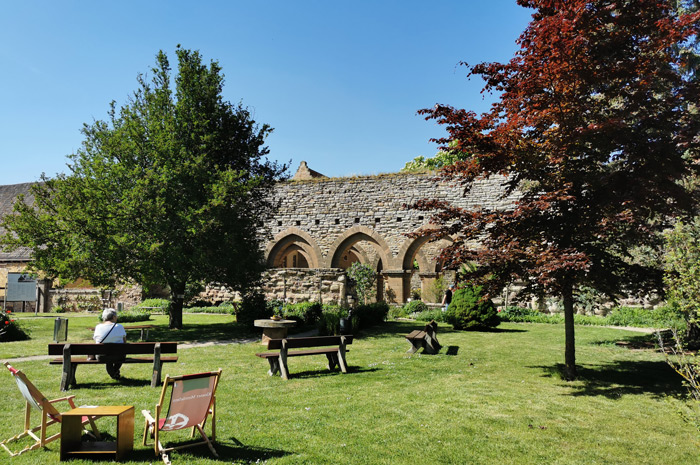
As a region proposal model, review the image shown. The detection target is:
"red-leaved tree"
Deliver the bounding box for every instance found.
[412,0,700,379]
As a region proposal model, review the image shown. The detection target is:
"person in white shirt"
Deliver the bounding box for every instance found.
[93,308,127,379]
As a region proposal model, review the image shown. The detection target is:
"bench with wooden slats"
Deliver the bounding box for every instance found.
[405,320,441,354]
[48,342,178,391]
[255,335,353,380]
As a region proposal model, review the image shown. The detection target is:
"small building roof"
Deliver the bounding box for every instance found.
[0,183,35,262]
[291,161,327,181]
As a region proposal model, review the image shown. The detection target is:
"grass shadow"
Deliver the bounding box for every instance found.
[446,346,460,356]
[532,360,686,399]
[278,366,380,380]
[215,441,290,463]
[71,377,152,390]
[591,332,660,350]
[148,322,257,343]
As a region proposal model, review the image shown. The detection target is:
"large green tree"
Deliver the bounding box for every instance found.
[1,47,286,329]
[411,0,700,379]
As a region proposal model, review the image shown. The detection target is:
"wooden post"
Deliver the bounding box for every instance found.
[338,336,348,373]
[278,339,289,380]
[151,343,162,387]
[61,344,72,391]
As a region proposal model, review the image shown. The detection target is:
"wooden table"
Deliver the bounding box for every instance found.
[254,318,297,345]
[60,405,134,461]
[88,325,157,341]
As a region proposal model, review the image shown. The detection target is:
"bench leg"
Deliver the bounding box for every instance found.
[337,340,348,374]
[61,346,74,391]
[422,336,438,354]
[151,344,162,387]
[266,358,280,376]
[325,353,339,371]
[278,349,289,380]
[406,339,422,354]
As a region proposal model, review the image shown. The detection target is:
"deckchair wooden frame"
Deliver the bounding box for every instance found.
[1,362,100,457]
[142,369,222,465]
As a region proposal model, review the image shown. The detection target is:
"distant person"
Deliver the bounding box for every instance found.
[442,284,455,312]
[93,308,127,379]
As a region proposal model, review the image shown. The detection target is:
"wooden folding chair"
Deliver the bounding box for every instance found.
[142,369,222,465]
[1,362,100,457]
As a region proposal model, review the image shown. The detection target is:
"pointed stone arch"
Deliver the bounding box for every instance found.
[396,227,456,303]
[266,228,323,269]
[396,226,455,274]
[327,226,395,269]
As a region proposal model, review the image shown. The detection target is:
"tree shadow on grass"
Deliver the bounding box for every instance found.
[591,332,660,350]
[149,322,257,343]
[276,366,380,380]
[215,442,291,463]
[532,360,686,399]
[126,439,290,463]
[69,377,152,390]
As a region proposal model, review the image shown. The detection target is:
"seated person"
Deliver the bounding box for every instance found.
[93,308,127,379]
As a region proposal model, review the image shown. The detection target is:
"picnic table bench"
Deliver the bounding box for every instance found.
[405,320,441,354]
[255,335,353,380]
[87,324,157,341]
[48,342,178,391]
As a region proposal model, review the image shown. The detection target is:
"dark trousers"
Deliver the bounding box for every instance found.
[97,354,125,378]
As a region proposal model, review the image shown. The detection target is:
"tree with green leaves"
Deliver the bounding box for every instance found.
[411,0,700,379]
[346,262,377,305]
[0,47,286,329]
[401,141,468,173]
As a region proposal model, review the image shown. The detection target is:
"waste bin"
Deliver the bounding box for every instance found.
[53,317,68,343]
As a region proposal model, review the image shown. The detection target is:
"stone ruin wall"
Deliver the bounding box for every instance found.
[265,172,518,262]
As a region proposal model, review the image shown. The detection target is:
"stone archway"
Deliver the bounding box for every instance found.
[396,230,455,303]
[266,228,323,269]
[327,226,395,303]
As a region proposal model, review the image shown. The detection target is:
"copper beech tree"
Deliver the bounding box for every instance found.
[411,0,700,379]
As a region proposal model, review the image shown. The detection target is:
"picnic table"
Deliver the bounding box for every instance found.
[88,325,157,341]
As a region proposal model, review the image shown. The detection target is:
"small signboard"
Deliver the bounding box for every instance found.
[6,273,37,302]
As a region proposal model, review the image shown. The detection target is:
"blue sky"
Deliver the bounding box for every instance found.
[0,1,533,185]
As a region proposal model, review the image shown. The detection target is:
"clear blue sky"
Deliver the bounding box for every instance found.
[0,1,533,185]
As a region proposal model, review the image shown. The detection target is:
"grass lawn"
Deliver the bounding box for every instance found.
[0,313,697,464]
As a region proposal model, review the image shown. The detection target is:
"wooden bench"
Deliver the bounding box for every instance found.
[48,342,178,391]
[405,320,441,354]
[87,325,157,341]
[255,335,353,380]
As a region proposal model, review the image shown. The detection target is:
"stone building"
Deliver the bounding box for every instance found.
[258,162,517,305]
[0,164,518,309]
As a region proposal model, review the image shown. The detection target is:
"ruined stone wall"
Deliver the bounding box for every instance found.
[265,172,517,266]
[261,268,347,305]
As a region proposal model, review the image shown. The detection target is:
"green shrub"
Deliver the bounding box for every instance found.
[388,305,409,319]
[0,310,30,342]
[403,300,429,315]
[317,305,349,336]
[133,299,170,313]
[446,285,500,330]
[607,306,685,329]
[414,308,447,323]
[353,302,389,329]
[117,308,152,323]
[185,306,232,314]
[282,301,323,326]
[235,291,272,327]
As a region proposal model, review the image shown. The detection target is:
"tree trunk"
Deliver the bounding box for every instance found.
[562,284,577,380]
[168,284,185,330]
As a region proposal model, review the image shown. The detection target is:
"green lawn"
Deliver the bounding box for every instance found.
[0,314,697,464]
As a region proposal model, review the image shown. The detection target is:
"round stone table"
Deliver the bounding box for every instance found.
[254,318,297,345]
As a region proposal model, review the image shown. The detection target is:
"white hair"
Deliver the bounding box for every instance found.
[102,308,118,322]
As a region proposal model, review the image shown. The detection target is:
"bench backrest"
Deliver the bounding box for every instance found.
[48,342,178,356]
[425,320,438,334]
[267,335,353,350]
